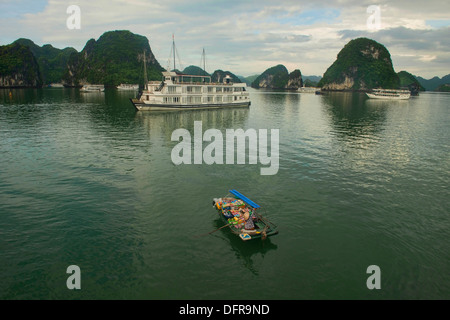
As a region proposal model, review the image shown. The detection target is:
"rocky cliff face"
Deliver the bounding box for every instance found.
[62,30,163,87]
[319,38,399,91]
[252,64,287,89]
[251,65,303,89]
[0,43,42,87]
[285,69,303,89]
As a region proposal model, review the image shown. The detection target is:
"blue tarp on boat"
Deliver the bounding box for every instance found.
[229,189,261,208]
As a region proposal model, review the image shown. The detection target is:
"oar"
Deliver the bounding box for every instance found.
[194,223,231,238]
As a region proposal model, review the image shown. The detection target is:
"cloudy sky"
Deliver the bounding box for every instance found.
[1,0,449,78]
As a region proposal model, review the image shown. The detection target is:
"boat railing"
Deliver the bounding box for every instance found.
[372,88,410,93]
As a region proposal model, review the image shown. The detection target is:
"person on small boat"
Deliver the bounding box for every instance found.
[243,211,255,230]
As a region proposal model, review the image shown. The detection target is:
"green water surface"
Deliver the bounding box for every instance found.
[0,88,448,299]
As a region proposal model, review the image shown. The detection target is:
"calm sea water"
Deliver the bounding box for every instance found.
[0,88,448,299]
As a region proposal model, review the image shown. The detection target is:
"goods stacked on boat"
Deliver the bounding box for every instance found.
[214,198,256,231]
[212,190,278,241]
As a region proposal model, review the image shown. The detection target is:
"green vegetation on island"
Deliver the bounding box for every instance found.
[397,70,425,95]
[304,79,318,87]
[0,43,42,87]
[14,38,76,85]
[416,74,450,91]
[182,65,210,77]
[63,30,164,87]
[251,64,288,89]
[435,83,450,92]
[302,75,322,87]
[239,74,259,86]
[398,71,425,90]
[2,31,447,92]
[180,66,242,84]
[319,37,399,91]
[251,64,303,89]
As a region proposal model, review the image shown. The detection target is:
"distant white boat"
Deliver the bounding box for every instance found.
[80,84,105,92]
[366,88,410,100]
[48,83,64,88]
[298,86,321,93]
[117,83,139,90]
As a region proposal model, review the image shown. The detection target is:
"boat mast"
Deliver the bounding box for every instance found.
[172,33,176,71]
[143,50,148,90]
[202,48,207,73]
[201,48,208,83]
[202,48,206,73]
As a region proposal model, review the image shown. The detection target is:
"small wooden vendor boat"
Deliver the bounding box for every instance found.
[212,189,278,241]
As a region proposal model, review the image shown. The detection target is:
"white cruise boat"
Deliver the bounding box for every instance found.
[298,86,321,93]
[48,83,64,88]
[130,37,250,111]
[131,71,250,111]
[80,84,105,92]
[117,83,139,91]
[366,88,410,100]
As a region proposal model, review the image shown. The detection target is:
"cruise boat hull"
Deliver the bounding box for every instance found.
[117,84,139,90]
[366,88,411,100]
[298,87,321,93]
[366,93,410,100]
[130,99,250,111]
[80,84,105,92]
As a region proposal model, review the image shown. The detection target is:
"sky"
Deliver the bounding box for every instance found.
[0,0,449,78]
